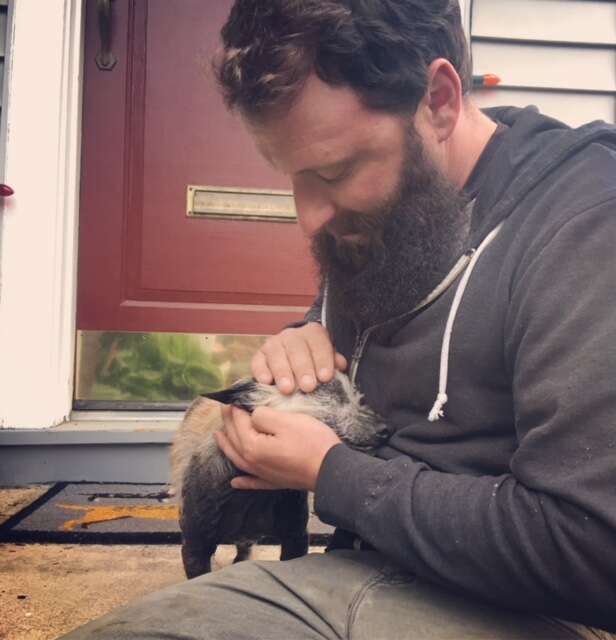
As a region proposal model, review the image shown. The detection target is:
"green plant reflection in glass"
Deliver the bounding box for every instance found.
[93,333,224,402]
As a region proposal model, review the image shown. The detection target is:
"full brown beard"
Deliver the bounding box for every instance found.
[311,125,469,330]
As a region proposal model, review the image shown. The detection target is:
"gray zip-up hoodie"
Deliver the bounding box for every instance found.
[313,106,616,630]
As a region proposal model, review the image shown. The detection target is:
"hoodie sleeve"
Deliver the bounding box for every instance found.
[284,290,323,329]
[314,201,616,631]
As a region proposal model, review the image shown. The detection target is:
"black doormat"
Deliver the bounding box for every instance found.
[0,483,333,545]
[0,483,181,544]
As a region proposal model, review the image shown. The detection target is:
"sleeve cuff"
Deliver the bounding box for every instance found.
[314,443,386,532]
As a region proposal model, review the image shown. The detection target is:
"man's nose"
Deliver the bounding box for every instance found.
[292,177,336,237]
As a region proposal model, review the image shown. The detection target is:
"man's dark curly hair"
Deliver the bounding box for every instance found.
[214,0,471,119]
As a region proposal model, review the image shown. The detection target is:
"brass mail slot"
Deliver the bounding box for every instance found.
[187,185,297,222]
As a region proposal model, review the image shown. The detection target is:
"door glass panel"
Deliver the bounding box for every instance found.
[75,331,265,409]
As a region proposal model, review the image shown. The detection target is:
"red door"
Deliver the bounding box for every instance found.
[78,0,317,336]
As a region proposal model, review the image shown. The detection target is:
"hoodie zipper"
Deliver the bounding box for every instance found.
[349,329,374,384]
[347,250,476,385]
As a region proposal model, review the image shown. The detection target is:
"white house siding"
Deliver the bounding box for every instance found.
[472,0,616,44]
[470,0,616,126]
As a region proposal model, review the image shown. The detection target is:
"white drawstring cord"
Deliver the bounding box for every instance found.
[320,280,329,329]
[428,222,505,422]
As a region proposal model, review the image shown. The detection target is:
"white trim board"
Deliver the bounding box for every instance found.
[0,0,84,428]
[459,0,471,39]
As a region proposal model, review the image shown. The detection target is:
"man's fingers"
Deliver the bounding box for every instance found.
[214,430,251,474]
[259,338,295,394]
[284,334,319,392]
[251,323,342,393]
[220,405,241,452]
[221,405,260,458]
[302,322,334,380]
[250,406,284,435]
[223,406,279,465]
[215,431,277,489]
[334,352,348,372]
[251,350,273,385]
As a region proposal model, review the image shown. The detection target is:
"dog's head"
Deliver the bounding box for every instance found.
[202,371,389,453]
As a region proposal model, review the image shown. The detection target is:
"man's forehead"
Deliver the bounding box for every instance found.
[246,75,406,173]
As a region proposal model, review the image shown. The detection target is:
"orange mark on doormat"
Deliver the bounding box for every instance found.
[57,503,180,531]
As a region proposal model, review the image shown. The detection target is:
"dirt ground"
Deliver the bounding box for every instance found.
[0,541,301,640]
[0,488,192,639]
[0,542,186,640]
[0,487,322,640]
[0,487,50,526]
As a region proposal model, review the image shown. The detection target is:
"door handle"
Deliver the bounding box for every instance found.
[95,0,117,71]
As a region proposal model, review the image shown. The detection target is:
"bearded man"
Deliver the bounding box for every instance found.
[62,1,616,638]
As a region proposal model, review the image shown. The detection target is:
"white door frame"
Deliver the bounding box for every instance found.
[0,0,84,428]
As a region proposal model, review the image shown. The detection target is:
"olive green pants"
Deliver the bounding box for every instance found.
[59,550,611,640]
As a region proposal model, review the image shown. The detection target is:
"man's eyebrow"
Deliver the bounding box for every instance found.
[298,155,357,176]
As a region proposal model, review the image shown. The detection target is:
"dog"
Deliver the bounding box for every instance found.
[170,370,388,578]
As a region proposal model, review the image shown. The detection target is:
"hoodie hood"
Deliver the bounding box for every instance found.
[471,106,616,246]
[427,105,616,421]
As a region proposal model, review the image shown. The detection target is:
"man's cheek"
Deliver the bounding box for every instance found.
[344,163,400,212]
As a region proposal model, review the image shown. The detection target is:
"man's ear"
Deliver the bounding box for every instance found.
[421,58,462,143]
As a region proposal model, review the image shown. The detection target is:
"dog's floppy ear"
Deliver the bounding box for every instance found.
[201,380,259,412]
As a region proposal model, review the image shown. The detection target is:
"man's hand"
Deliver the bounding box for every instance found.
[251,322,347,395]
[214,404,342,492]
